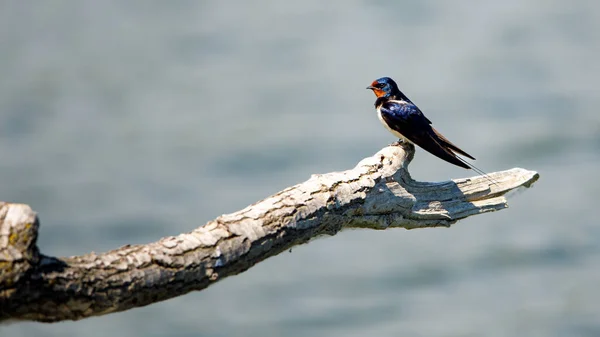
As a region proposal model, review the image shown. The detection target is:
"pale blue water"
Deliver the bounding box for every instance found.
[1,1,599,336]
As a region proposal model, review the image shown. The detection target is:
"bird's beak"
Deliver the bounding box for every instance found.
[366,86,375,90]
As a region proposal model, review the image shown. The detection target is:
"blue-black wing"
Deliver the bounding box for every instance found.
[379,101,475,169]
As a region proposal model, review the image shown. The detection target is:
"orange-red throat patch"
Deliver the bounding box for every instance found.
[372,89,386,97]
[369,80,385,97]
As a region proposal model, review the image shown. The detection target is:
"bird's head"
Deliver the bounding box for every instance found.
[366,77,399,98]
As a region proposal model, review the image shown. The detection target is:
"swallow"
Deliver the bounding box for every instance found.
[367,77,492,178]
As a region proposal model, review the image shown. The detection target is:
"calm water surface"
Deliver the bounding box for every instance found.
[1,1,599,336]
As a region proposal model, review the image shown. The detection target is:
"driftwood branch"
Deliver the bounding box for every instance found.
[0,143,539,323]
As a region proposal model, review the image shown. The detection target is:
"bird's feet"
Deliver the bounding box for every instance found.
[390,139,405,147]
[390,138,413,148]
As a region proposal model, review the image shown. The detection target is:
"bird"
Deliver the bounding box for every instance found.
[366,76,493,179]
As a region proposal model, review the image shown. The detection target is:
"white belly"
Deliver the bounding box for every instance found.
[377,108,411,143]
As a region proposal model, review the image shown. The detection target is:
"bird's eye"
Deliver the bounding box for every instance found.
[376,83,385,88]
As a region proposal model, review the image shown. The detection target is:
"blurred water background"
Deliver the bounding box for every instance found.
[1,1,599,336]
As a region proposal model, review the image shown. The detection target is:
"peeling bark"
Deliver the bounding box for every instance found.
[0,143,539,323]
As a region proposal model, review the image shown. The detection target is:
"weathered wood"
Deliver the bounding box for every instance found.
[0,143,539,323]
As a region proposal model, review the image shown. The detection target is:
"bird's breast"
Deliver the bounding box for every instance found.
[376,107,411,143]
